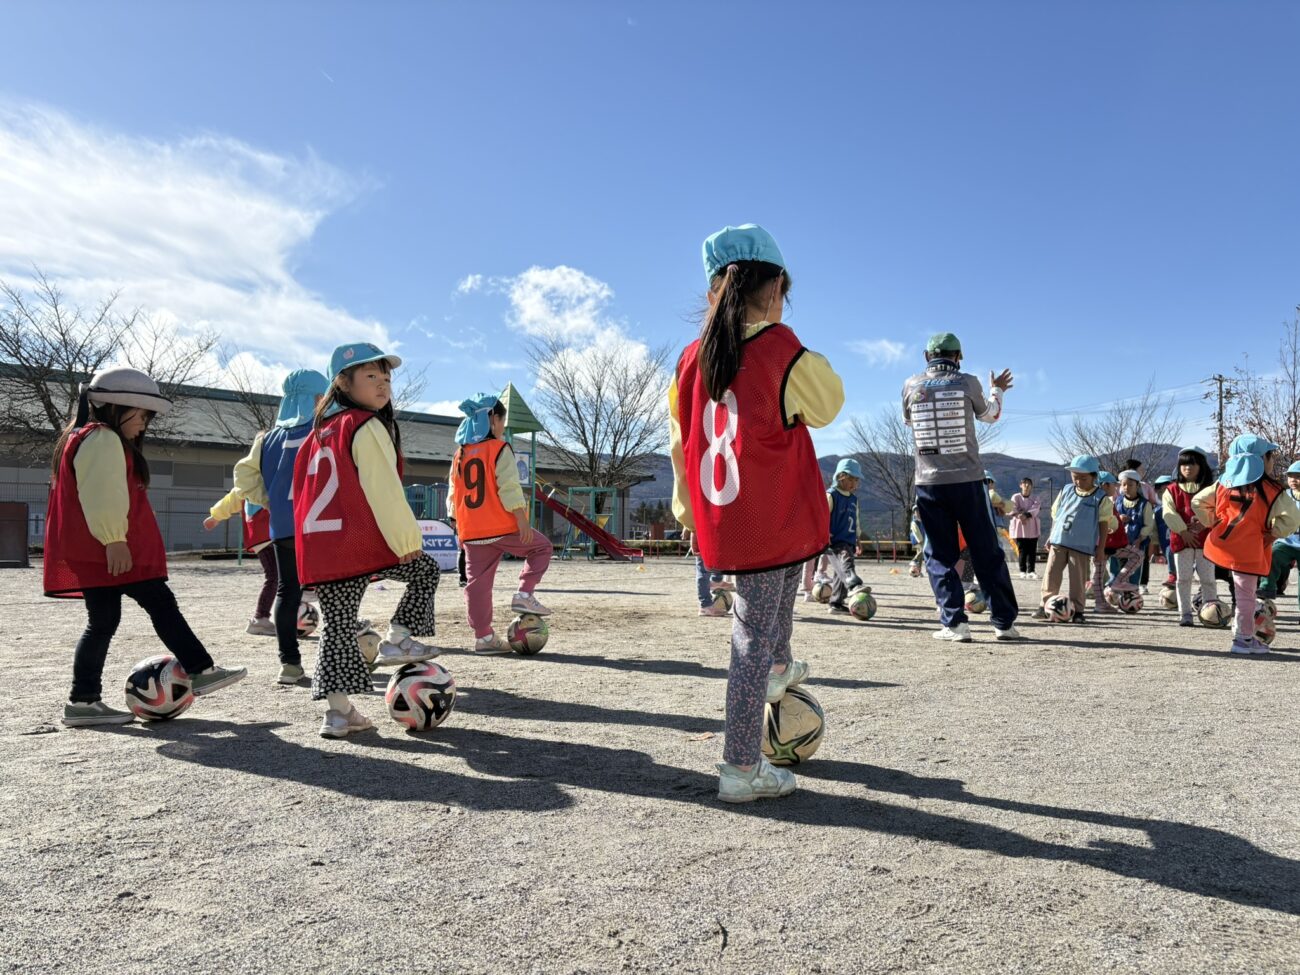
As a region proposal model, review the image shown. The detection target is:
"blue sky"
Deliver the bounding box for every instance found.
[1,1,1297,459]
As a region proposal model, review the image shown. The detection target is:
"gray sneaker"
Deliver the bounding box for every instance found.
[191,665,247,697]
[277,663,306,685]
[765,659,809,703]
[376,637,439,666]
[319,707,375,739]
[62,700,135,728]
[717,757,797,804]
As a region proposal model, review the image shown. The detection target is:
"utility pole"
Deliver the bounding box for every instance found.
[1205,374,1233,462]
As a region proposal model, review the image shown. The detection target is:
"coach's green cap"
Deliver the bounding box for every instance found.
[926,332,962,354]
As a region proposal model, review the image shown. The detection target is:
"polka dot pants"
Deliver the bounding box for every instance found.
[311,554,441,701]
[725,563,800,766]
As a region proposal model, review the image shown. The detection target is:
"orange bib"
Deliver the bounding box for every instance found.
[453,439,518,541]
[1203,479,1283,576]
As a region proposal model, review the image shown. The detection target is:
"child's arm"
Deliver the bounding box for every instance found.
[1268,490,1300,539]
[204,433,268,530]
[783,350,845,429]
[1161,488,1188,533]
[667,376,695,531]
[446,449,460,519]
[1189,485,1217,528]
[1139,502,1155,542]
[1099,496,1118,534]
[71,428,132,574]
[352,418,423,560]
[206,488,245,525]
[494,445,534,542]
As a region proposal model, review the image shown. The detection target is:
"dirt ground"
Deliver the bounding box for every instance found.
[2,554,1298,975]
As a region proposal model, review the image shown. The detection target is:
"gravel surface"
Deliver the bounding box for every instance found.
[3,557,1298,974]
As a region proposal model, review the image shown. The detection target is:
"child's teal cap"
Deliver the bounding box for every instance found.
[1228,433,1279,458]
[983,469,995,482]
[702,224,785,284]
[1096,471,1118,485]
[329,342,402,380]
[834,457,863,480]
[1066,454,1100,475]
[1153,475,1174,486]
[1286,461,1300,476]
[1220,453,1264,488]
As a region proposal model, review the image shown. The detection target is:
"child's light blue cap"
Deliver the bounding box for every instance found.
[1153,475,1174,486]
[702,224,785,284]
[983,469,995,482]
[1228,433,1279,458]
[1066,454,1100,475]
[834,458,863,480]
[275,369,329,429]
[1286,461,1300,476]
[1220,453,1264,488]
[1097,471,1118,485]
[328,342,402,379]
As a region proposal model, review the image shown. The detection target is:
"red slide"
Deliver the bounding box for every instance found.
[534,484,644,562]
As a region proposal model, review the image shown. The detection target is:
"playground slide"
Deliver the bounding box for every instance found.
[533,484,644,562]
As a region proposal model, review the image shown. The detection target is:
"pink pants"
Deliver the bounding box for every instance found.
[1233,571,1257,638]
[463,534,553,637]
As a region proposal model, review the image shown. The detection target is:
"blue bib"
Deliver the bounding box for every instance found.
[828,490,858,546]
[1117,495,1149,546]
[1049,484,1103,555]
[260,420,314,540]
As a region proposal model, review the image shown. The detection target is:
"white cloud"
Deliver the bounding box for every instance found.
[408,399,463,417]
[506,265,614,339]
[0,101,390,372]
[487,360,520,370]
[455,274,484,294]
[848,338,908,367]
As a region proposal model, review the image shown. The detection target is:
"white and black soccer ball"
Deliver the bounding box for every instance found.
[1199,599,1231,628]
[297,601,319,637]
[1160,586,1178,610]
[1046,594,1074,623]
[385,661,456,732]
[1116,590,1143,614]
[507,613,550,655]
[964,589,988,614]
[124,654,195,722]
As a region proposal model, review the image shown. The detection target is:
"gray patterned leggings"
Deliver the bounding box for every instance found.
[725,563,801,766]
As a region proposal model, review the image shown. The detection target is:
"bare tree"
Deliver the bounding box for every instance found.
[392,363,430,414]
[1224,308,1300,468]
[0,272,220,459]
[526,331,671,499]
[847,408,914,531]
[1046,378,1185,472]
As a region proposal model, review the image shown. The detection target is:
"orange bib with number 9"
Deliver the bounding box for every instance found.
[293,409,405,586]
[453,439,518,541]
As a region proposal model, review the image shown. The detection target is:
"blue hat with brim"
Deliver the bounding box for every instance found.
[702,224,785,283]
[1097,471,1118,485]
[455,392,501,446]
[1286,462,1300,476]
[1220,453,1264,488]
[983,469,995,482]
[1066,454,1100,475]
[328,342,402,380]
[1153,475,1174,486]
[275,369,329,428]
[1228,434,1279,459]
[834,458,863,480]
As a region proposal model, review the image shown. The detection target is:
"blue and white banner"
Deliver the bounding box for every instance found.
[418,519,460,571]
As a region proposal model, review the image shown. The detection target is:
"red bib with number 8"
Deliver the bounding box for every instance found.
[294,409,405,586]
[676,323,827,573]
[452,439,518,541]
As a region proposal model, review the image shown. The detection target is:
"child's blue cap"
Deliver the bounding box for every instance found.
[1286,461,1300,476]
[702,224,785,284]
[454,392,500,446]
[328,342,402,380]
[1153,475,1174,486]
[834,458,863,480]
[1220,453,1264,488]
[1097,471,1118,485]
[983,469,995,482]
[1228,433,1279,458]
[275,369,329,428]
[1066,454,1100,475]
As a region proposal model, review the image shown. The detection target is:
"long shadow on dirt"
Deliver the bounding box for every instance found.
[531,652,899,691]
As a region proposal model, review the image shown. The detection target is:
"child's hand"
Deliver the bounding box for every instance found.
[397,549,422,564]
[105,542,133,576]
[202,517,218,531]
[517,525,535,545]
[1179,530,1197,546]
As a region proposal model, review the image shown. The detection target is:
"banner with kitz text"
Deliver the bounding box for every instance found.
[418,519,460,572]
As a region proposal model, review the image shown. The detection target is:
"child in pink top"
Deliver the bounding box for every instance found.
[1009,477,1041,578]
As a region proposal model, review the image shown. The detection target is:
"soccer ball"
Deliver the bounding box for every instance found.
[1254,608,1277,646]
[124,654,195,722]
[297,601,319,637]
[711,588,734,613]
[384,661,456,731]
[1116,590,1143,615]
[1046,594,1074,623]
[1103,586,1120,607]
[848,589,877,621]
[506,613,549,655]
[1160,586,1178,610]
[1199,600,1231,628]
[357,626,382,672]
[1259,598,1277,620]
[964,589,988,614]
[761,686,825,766]
[810,582,832,603]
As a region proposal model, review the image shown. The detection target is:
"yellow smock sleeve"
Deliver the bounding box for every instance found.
[1162,488,1189,533]
[668,374,695,532]
[231,432,268,508]
[72,427,130,546]
[1190,484,1218,528]
[352,418,423,558]
[1268,490,1300,539]
[784,349,845,429]
[208,488,245,523]
[1099,496,1118,533]
[496,443,527,512]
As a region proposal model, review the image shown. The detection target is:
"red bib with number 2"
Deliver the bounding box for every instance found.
[294,408,405,586]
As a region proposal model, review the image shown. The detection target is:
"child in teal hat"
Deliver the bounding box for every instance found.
[825,458,868,614]
[1034,455,1116,622]
[1258,460,1300,602]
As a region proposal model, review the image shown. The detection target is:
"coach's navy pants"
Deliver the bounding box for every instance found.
[916,480,1018,629]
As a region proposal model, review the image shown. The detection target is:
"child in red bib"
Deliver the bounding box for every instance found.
[44,368,246,727]
[293,344,442,739]
[448,393,553,653]
[670,224,844,804]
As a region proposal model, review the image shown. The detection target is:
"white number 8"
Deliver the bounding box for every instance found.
[699,391,740,506]
[302,446,343,534]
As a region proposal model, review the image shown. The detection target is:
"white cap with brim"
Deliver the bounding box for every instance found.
[83,367,172,416]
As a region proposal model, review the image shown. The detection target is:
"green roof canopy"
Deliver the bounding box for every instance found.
[500,382,545,434]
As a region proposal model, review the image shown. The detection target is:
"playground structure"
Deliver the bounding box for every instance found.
[534,479,643,562]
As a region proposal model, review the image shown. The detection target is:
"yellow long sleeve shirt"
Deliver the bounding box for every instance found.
[353,417,423,558]
[988,490,1014,516]
[72,427,131,546]
[1190,482,1300,539]
[668,321,844,531]
[207,433,269,521]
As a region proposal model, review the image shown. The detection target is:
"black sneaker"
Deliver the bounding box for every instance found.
[1031,608,1048,621]
[1070,612,1088,623]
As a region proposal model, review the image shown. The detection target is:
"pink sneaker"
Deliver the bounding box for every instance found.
[699,605,729,617]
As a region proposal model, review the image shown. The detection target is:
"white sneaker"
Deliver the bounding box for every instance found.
[932,622,973,642]
[319,707,375,738]
[1028,572,1038,580]
[716,757,797,804]
[993,625,1025,640]
[473,633,513,655]
[765,659,810,703]
[375,637,439,666]
[510,592,552,616]
[246,617,276,636]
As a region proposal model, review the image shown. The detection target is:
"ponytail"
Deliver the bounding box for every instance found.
[698,260,789,402]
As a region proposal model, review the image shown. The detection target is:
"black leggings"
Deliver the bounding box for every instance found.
[72,578,214,703]
[272,538,303,665]
[1017,537,1039,574]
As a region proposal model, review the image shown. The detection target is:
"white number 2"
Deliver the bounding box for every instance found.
[699,391,740,506]
[302,446,343,534]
